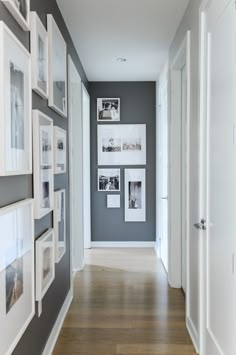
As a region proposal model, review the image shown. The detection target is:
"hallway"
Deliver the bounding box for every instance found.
[53,249,195,355]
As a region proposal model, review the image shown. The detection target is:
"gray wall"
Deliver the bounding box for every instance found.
[90,82,156,242]
[0,1,88,354]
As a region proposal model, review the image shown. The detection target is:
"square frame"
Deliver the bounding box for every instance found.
[53,189,66,263]
[1,0,30,31]
[97,98,120,122]
[98,168,120,192]
[125,169,146,222]
[107,195,121,208]
[54,126,67,174]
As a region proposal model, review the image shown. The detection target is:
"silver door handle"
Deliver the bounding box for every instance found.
[194,219,206,231]
[161,196,168,200]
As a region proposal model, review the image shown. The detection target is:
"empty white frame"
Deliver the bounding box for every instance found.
[107,195,120,208]
[97,98,120,122]
[35,229,55,316]
[125,169,146,222]
[1,0,30,31]
[53,189,66,263]
[47,14,67,117]
[97,124,146,165]
[33,110,54,219]
[98,168,120,191]
[0,22,32,176]
[0,199,34,355]
[30,12,48,99]
[54,126,67,174]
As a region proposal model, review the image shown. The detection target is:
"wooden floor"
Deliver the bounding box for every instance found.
[53,248,196,355]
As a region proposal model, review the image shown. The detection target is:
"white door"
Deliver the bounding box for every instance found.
[82,84,91,249]
[159,82,168,271]
[200,0,236,354]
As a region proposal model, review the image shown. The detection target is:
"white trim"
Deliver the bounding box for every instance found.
[155,243,160,258]
[187,316,200,354]
[91,242,156,248]
[42,289,73,355]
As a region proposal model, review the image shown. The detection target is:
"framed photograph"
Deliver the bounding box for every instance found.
[33,110,54,219]
[0,199,34,355]
[98,169,120,192]
[0,22,31,176]
[53,189,66,263]
[47,14,67,117]
[1,0,30,31]
[97,124,146,166]
[54,126,67,174]
[35,229,55,312]
[107,195,120,208]
[97,98,120,122]
[30,12,48,99]
[125,169,146,222]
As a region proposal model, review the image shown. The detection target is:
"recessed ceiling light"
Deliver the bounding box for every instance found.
[116,58,127,62]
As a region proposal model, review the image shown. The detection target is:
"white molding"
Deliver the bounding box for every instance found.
[187,316,200,354]
[155,243,160,258]
[42,289,73,355]
[91,242,156,248]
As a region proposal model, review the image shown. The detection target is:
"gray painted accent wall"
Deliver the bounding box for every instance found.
[0,1,88,354]
[90,82,156,242]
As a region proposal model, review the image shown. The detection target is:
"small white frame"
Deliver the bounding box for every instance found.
[30,11,49,99]
[1,0,30,31]
[54,126,67,174]
[33,110,54,219]
[53,189,66,263]
[97,98,120,122]
[107,195,121,208]
[98,168,120,192]
[47,14,67,117]
[125,169,146,222]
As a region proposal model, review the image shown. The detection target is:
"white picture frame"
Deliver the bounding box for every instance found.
[125,169,146,222]
[35,228,55,316]
[30,11,48,99]
[53,189,66,263]
[98,168,120,192]
[107,195,120,209]
[0,22,32,176]
[97,98,120,122]
[1,0,30,31]
[0,199,35,355]
[54,126,67,174]
[33,110,54,219]
[47,14,67,117]
[97,124,146,166]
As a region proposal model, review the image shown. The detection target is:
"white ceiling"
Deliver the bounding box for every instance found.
[57,0,189,81]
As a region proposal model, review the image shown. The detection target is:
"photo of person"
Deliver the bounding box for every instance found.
[102,138,121,152]
[98,169,120,191]
[40,167,51,209]
[128,181,142,209]
[38,34,46,92]
[97,98,120,121]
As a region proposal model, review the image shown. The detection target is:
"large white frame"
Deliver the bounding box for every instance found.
[0,199,34,355]
[47,14,67,117]
[1,0,30,31]
[0,22,32,176]
[125,169,146,222]
[98,124,146,166]
[53,189,66,263]
[30,11,49,99]
[33,110,54,219]
[53,126,67,174]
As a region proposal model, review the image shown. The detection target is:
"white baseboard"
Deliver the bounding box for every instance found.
[154,243,160,258]
[90,242,156,248]
[187,316,199,354]
[42,289,73,355]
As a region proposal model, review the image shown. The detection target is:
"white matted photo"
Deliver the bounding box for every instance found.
[0,22,31,176]
[107,195,120,209]
[98,169,120,191]
[47,14,67,117]
[97,98,120,122]
[53,189,66,263]
[1,0,30,31]
[125,169,146,222]
[0,199,34,355]
[54,126,67,174]
[30,11,48,99]
[33,110,54,219]
[97,124,146,165]
[35,229,55,316]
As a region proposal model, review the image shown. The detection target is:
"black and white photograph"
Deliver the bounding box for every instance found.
[98,169,120,191]
[40,127,51,166]
[41,172,50,209]
[129,181,142,209]
[38,35,46,92]
[123,138,142,151]
[125,169,146,222]
[102,138,121,152]
[54,190,66,263]
[1,0,30,30]
[97,98,120,122]
[42,247,51,281]
[54,127,67,174]
[6,255,23,314]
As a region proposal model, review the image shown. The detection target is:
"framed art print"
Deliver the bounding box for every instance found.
[107,195,120,208]
[33,110,54,219]
[1,0,30,31]
[125,169,146,222]
[54,126,67,174]
[0,22,32,176]
[98,169,120,192]
[53,189,66,263]
[0,199,34,355]
[97,98,120,122]
[30,11,48,99]
[97,124,146,165]
[47,14,67,117]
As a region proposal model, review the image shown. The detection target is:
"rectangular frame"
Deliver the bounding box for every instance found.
[54,126,67,174]
[107,195,121,208]
[0,21,32,176]
[98,168,120,192]
[0,199,34,355]
[125,169,146,222]
[47,14,67,117]
[97,98,120,122]
[1,0,30,31]
[97,124,146,165]
[53,189,66,263]
[33,110,54,219]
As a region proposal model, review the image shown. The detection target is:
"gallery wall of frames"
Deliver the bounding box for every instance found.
[0,0,88,354]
